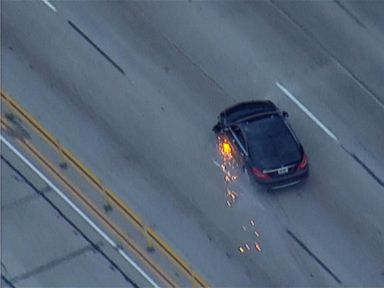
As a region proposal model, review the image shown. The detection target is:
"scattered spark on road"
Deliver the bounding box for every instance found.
[255,242,262,252]
[237,220,262,254]
[215,136,263,254]
[218,135,234,162]
[216,135,240,207]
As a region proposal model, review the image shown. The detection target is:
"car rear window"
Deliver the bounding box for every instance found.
[224,102,275,124]
[243,115,301,169]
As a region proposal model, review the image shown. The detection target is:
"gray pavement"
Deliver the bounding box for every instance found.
[1,143,138,287]
[2,0,384,286]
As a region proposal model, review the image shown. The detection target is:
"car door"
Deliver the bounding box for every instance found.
[228,125,248,168]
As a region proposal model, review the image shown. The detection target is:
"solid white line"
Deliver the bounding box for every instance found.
[275,81,339,143]
[41,0,57,12]
[0,135,160,288]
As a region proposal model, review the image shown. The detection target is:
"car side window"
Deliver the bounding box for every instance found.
[231,125,246,147]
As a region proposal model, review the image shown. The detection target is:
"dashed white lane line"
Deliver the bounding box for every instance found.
[275,81,339,143]
[212,160,221,168]
[41,0,57,12]
[0,135,160,288]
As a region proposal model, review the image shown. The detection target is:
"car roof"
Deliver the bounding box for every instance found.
[239,114,301,168]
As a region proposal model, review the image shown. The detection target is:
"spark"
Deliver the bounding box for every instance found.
[250,220,255,226]
[226,189,238,200]
[254,230,260,237]
[255,242,262,252]
[218,138,233,163]
[216,135,240,206]
[239,246,245,253]
[225,189,238,207]
[218,137,234,162]
[223,142,232,155]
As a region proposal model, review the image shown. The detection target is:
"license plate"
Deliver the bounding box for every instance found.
[277,167,289,175]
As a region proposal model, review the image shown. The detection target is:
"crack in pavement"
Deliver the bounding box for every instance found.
[286,229,342,284]
[10,243,103,283]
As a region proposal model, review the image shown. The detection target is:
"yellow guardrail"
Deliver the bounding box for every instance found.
[1,115,176,287]
[1,91,208,288]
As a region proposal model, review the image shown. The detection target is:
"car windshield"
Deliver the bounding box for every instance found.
[243,114,301,169]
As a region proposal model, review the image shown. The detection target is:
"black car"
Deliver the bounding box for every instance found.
[213,101,308,190]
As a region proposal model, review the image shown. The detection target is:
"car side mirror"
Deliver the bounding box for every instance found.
[213,122,223,133]
[282,111,289,118]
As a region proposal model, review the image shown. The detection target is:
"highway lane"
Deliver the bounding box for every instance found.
[2,1,254,286]
[127,0,384,180]
[2,0,384,286]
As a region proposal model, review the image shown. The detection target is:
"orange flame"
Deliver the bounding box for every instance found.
[218,136,233,161]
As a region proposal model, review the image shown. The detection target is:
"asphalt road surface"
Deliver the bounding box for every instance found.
[1,142,141,287]
[2,0,384,286]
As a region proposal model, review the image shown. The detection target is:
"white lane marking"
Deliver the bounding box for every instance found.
[275,81,339,143]
[41,0,57,12]
[212,160,221,168]
[0,135,160,288]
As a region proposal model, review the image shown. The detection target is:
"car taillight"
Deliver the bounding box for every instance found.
[298,153,308,170]
[252,167,271,179]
